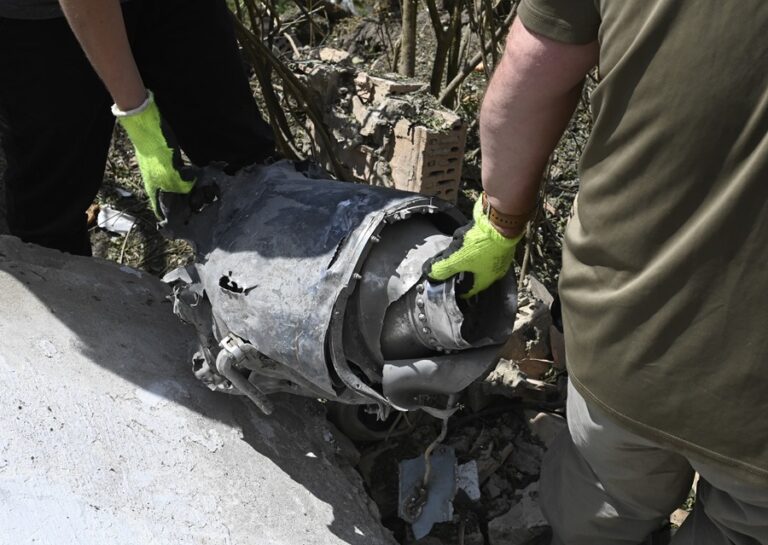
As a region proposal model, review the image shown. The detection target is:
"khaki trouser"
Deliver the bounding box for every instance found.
[541,382,768,544]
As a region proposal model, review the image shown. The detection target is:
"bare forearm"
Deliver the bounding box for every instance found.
[481,58,581,215]
[58,0,146,110]
[481,18,597,219]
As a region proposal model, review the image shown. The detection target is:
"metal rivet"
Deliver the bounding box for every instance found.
[418,313,426,321]
[417,284,424,293]
[422,327,431,334]
[353,273,362,280]
[416,299,424,308]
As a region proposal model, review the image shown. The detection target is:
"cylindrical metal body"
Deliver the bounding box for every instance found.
[163,162,517,413]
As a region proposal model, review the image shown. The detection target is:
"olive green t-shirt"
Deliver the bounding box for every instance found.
[518,0,768,482]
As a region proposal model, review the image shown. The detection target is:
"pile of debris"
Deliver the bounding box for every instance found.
[334,276,568,545]
[472,276,566,406]
[295,47,466,202]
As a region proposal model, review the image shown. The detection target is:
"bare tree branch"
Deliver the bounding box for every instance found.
[232,15,347,178]
[438,2,516,105]
[399,0,418,76]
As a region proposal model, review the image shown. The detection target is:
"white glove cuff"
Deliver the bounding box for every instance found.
[111,90,153,118]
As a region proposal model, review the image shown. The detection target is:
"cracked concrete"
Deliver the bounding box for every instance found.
[0,235,396,545]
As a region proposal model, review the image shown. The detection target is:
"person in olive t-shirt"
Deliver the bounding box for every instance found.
[0,0,274,255]
[427,1,768,543]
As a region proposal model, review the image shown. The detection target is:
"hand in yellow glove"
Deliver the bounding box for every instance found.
[425,196,524,298]
[112,91,195,217]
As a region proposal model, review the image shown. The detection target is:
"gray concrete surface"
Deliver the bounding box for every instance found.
[0,235,396,545]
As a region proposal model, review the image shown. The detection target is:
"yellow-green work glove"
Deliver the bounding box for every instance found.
[425,197,523,298]
[112,91,195,217]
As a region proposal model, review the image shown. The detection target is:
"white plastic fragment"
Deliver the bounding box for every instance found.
[97,205,137,236]
[456,460,481,501]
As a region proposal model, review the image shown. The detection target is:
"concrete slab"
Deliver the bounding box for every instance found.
[0,236,395,545]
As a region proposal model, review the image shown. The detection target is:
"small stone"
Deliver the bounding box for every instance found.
[318,47,351,63]
[670,508,690,527]
[488,483,549,545]
[508,435,545,476]
[483,473,506,499]
[525,411,567,448]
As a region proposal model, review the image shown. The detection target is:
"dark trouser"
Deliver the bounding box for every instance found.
[0,0,274,255]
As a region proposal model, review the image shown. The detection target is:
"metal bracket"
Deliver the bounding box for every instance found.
[220,334,248,362]
[217,334,274,415]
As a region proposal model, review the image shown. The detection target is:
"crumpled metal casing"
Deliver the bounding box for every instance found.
[162,162,517,413]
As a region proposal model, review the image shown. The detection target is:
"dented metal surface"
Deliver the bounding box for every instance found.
[162,161,517,414]
[382,347,499,414]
